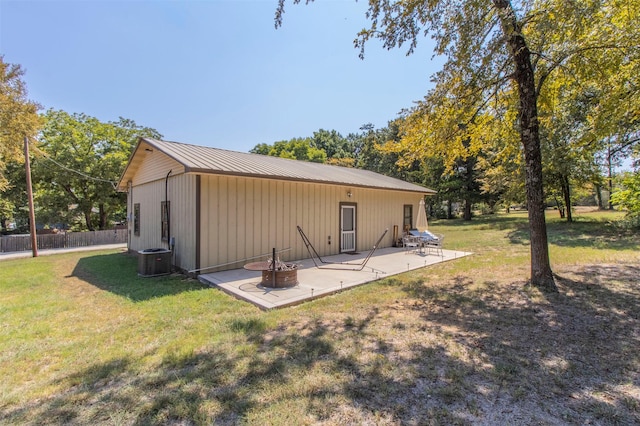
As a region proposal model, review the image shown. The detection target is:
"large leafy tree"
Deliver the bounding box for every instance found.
[611,168,640,224]
[354,122,407,176]
[0,160,27,232]
[574,5,640,209]
[531,2,640,214]
[477,107,527,213]
[276,0,638,291]
[0,56,42,192]
[251,137,327,163]
[539,83,602,221]
[33,110,161,230]
[252,130,359,165]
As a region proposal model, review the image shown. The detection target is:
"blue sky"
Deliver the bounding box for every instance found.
[1,0,442,153]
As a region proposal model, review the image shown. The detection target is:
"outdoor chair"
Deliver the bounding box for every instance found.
[424,234,444,257]
[409,229,438,241]
[402,234,421,254]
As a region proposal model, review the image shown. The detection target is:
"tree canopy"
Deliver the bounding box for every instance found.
[276,0,639,291]
[251,137,327,163]
[0,56,42,191]
[31,110,161,230]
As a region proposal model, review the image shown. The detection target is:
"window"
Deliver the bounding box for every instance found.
[161,201,170,241]
[134,203,140,236]
[403,204,413,232]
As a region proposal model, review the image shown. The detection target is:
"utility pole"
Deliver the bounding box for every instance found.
[24,136,38,257]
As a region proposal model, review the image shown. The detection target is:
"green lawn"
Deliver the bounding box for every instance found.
[1,209,639,425]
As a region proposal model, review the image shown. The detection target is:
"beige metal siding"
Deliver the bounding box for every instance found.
[170,174,197,271]
[199,174,424,272]
[131,148,186,186]
[127,173,197,272]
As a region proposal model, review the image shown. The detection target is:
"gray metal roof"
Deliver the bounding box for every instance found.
[125,137,434,194]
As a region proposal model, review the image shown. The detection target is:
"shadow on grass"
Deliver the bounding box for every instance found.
[400,263,640,424]
[1,307,476,425]
[506,218,640,251]
[431,214,528,230]
[430,212,638,253]
[3,264,639,424]
[70,252,207,302]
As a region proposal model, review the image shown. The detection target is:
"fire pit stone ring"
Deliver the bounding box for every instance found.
[244,261,299,288]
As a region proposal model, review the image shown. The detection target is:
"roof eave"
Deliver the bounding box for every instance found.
[116,137,190,191]
[185,167,436,194]
[116,138,145,192]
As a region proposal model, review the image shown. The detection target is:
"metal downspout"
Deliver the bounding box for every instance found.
[165,170,172,251]
[128,180,132,252]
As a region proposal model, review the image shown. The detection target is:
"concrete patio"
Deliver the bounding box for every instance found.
[199,246,472,309]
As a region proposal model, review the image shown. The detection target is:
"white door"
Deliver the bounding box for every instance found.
[340,205,356,252]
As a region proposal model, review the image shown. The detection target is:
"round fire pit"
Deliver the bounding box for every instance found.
[244,261,299,288]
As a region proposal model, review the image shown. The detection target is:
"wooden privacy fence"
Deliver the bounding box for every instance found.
[0,229,127,253]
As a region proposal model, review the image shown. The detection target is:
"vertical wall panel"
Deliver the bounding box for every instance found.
[244,179,254,261]
[295,182,304,259]
[196,173,426,272]
[128,173,196,272]
[203,175,212,266]
[235,178,245,263]
[275,180,283,252]
[261,179,270,256]
[330,186,338,255]
[282,181,291,256]
[268,180,276,252]
[169,174,196,271]
[228,178,238,263]
[252,177,262,257]
[219,176,229,267]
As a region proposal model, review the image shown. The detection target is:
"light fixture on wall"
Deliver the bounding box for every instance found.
[347,190,352,198]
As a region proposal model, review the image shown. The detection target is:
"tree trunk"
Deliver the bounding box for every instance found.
[487,199,497,214]
[84,209,94,231]
[561,175,572,223]
[447,200,453,219]
[99,203,107,230]
[462,138,475,221]
[607,145,614,210]
[595,184,604,209]
[494,0,557,291]
[554,196,565,218]
[463,198,472,221]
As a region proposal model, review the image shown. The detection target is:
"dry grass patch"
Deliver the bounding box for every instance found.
[243,260,640,424]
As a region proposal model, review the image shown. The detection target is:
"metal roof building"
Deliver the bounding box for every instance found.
[118,138,434,274]
[118,138,433,194]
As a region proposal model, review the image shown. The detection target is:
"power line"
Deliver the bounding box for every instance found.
[30,143,118,189]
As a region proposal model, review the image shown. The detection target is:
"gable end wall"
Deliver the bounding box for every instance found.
[127,173,197,272]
